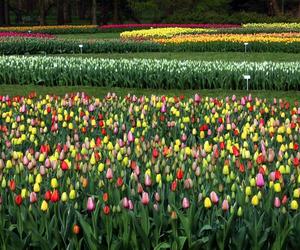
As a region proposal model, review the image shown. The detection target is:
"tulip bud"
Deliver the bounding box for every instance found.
[87,197,95,212]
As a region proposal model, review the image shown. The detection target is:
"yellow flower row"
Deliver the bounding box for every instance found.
[153,33,300,44]
[243,23,300,29]
[120,27,216,39]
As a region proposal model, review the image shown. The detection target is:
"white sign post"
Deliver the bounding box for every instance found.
[244,42,249,53]
[243,75,251,91]
[79,44,83,54]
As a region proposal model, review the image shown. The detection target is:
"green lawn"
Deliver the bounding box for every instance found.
[1,85,299,103]
[52,52,300,62]
[57,33,120,40]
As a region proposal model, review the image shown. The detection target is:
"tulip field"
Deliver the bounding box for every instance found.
[0,91,299,249]
[0,22,299,249]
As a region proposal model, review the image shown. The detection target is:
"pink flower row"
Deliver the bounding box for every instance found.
[99,23,241,30]
[0,32,55,39]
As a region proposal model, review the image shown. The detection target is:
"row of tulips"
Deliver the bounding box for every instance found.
[2,36,300,54]
[243,23,300,29]
[120,27,216,40]
[0,25,98,34]
[99,23,240,32]
[153,32,300,44]
[0,56,299,90]
[0,91,299,249]
[0,32,55,39]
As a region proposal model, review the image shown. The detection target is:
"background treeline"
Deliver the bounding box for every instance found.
[0,0,300,26]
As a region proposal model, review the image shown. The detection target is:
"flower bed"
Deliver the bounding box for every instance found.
[0,32,55,39]
[99,23,241,32]
[0,56,300,90]
[0,25,99,34]
[0,92,299,248]
[120,27,216,40]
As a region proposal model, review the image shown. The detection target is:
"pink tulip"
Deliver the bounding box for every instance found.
[194,94,201,103]
[269,172,276,182]
[141,192,149,205]
[128,200,134,210]
[180,134,186,143]
[241,97,246,106]
[145,174,152,187]
[45,158,51,168]
[161,104,167,113]
[106,168,113,180]
[40,165,46,175]
[122,197,129,208]
[210,191,219,204]
[23,156,29,166]
[155,192,160,202]
[274,197,281,208]
[222,199,229,211]
[87,197,95,212]
[113,126,118,134]
[30,192,37,203]
[182,197,190,209]
[128,131,134,143]
[256,173,265,187]
[248,94,252,102]
[232,95,236,101]
[134,165,140,176]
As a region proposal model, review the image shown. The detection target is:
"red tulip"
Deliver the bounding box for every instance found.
[61,160,69,171]
[103,205,110,215]
[44,190,52,201]
[103,193,108,202]
[51,190,60,202]
[176,168,184,180]
[152,148,159,158]
[294,158,299,167]
[232,146,239,157]
[15,194,22,206]
[9,179,16,192]
[116,177,123,187]
[171,180,177,192]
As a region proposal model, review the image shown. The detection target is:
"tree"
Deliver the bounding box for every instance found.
[113,0,119,23]
[268,0,281,15]
[0,0,5,25]
[91,0,97,24]
[4,0,10,25]
[39,0,45,25]
[57,0,64,24]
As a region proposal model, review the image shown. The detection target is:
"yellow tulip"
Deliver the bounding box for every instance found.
[204,197,212,208]
[41,200,48,211]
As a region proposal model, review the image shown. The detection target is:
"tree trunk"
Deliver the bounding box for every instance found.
[26,0,34,14]
[57,0,64,24]
[297,0,300,17]
[0,0,5,25]
[113,0,119,23]
[63,0,71,23]
[91,0,97,25]
[268,0,281,16]
[4,0,9,25]
[39,0,45,25]
[78,0,86,20]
